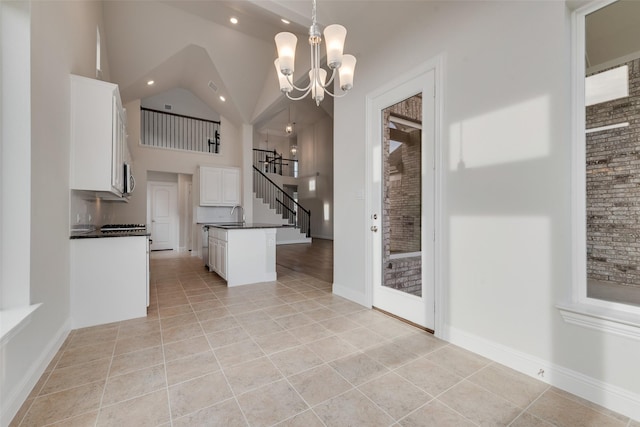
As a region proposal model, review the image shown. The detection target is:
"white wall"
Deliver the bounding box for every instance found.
[297,116,333,239]
[1,1,109,424]
[333,0,640,419]
[142,87,221,122]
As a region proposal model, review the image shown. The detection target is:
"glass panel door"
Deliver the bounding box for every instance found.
[382,98,423,297]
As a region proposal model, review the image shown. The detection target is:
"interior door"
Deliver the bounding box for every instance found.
[149,182,177,251]
[370,69,436,330]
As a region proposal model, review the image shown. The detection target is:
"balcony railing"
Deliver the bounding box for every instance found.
[140,107,221,154]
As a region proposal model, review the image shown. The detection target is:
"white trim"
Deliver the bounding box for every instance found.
[433,55,445,338]
[364,55,444,334]
[443,325,640,421]
[0,303,41,347]
[557,303,640,341]
[277,238,312,245]
[389,251,421,260]
[310,233,332,240]
[567,0,640,332]
[389,115,423,130]
[1,318,71,427]
[585,122,629,134]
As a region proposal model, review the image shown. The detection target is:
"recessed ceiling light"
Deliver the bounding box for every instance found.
[147,80,154,85]
[219,95,226,102]
[230,17,238,24]
[281,18,290,24]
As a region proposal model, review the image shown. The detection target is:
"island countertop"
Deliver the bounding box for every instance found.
[203,223,292,230]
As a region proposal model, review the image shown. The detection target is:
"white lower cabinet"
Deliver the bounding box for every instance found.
[208,227,277,287]
[208,229,227,279]
[217,240,227,279]
[70,236,148,328]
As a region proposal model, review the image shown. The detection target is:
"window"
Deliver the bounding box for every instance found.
[561,0,640,339]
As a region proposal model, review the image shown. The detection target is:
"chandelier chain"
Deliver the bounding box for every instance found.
[312,0,317,26]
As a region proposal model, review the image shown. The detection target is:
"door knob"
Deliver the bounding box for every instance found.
[371,226,378,232]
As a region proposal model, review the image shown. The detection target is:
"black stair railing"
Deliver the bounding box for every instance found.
[253,166,310,238]
[253,148,298,177]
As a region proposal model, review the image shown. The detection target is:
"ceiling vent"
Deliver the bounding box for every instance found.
[208,80,219,93]
[164,104,172,110]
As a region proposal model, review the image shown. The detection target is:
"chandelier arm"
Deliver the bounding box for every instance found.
[321,68,337,89]
[321,87,349,99]
[285,74,312,93]
[285,87,314,101]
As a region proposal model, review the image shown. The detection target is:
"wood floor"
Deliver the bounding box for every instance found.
[276,238,333,283]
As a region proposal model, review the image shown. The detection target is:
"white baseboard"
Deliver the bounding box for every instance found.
[332,282,369,307]
[311,234,333,240]
[277,238,312,245]
[1,318,71,427]
[442,325,640,421]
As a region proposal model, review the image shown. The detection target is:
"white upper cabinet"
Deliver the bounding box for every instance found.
[199,166,240,206]
[70,74,126,197]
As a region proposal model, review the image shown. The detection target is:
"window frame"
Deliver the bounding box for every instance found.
[559,0,640,339]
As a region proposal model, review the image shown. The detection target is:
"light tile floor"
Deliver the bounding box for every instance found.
[11,252,640,427]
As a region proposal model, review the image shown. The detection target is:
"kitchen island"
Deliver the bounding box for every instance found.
[205,223,289,287]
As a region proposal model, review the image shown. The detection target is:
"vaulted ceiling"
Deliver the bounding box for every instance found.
[101,0,435,139]
[101,0,639,139]
[100,1,339,138]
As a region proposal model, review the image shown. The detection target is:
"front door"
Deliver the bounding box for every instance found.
[148,182,177,251]
[370,68,437,331]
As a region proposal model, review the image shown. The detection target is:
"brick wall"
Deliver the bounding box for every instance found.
[383,95,423,296]
[586,58,640,289]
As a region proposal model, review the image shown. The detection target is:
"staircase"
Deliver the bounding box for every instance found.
[252,166,311,245]
[253,194,311,244]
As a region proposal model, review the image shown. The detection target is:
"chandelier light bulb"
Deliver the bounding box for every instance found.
[275,32,297,75]
[323,24,346,69]
[339,54,357,91]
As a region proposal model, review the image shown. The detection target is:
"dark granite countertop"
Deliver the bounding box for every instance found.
[70,230,151,239]
[203,223,293,230]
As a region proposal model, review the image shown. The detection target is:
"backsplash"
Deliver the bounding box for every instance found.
[69,190,116,231]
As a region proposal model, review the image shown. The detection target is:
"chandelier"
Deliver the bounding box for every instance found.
[274,0,356,106]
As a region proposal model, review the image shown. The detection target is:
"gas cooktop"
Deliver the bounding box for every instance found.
[101,224,146,232]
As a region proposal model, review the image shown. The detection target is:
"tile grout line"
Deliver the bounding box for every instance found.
[158,276,175,427]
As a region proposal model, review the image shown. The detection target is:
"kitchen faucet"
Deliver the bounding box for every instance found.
[230,205,245,223]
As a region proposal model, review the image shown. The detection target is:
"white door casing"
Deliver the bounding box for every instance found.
[365,57,442,332]
[148,182,178,251]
